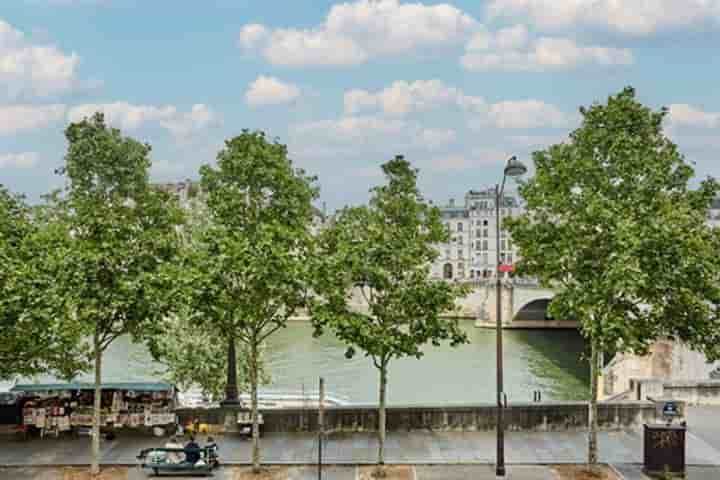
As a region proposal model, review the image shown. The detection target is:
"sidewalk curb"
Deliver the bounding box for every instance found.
[608,464,626,480]
[1,461,666,468]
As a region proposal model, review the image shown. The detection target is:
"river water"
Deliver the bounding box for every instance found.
[38,321,589,405]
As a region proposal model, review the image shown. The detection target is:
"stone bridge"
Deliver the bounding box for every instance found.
[338,279,578,329]
[456,279,578,329]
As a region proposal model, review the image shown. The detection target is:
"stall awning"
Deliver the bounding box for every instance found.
[11,382,173,393]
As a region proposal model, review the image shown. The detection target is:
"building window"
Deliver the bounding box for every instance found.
[483,229,488,238]
[483,253,488,265]
[458,236,463,245]
[501,239,506,250]
[458,249,463,258]
[482,240,488,250]
[443,263,453,279]
[507,253,513,263]
[457,222,463,232]
[483,219,489,226]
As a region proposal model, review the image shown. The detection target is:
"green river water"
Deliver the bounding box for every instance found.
[34,320,589,405]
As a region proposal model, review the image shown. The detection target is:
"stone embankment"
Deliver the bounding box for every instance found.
[176,401,660,434]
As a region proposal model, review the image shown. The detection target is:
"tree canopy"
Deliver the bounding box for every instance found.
[505,87,720,464]
[312,155,469,468]
[0,186,86,381]
[55,112,185,475]
[178,130,319,472]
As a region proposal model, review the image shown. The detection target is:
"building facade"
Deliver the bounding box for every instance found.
[431,188,521,281]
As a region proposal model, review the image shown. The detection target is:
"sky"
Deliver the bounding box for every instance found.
[1,0,719,210]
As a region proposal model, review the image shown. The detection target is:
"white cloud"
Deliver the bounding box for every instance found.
[0,152,40,168]
[161,104,219,139]
[426,154,474,172]
[344,79,485,116]
[238,24,269,50]
[0,19,80,99]
[238,0,478,66]
[0,104,66,135]
[67,102,219,138]
[341,79,572,130]
[476,100,575,129]
[486,0,720,35]
[506,134,569,147]
[426,148,512,172]
[418,128,457,149]
[292,115,407,143]
[461,26,633,71]
[245,76,301,106]
[667,104,720,129]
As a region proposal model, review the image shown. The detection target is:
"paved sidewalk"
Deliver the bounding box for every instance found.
[1,428,719,466]
[8,465,720,479]
[0,465,581,479]
[613,464,720,480]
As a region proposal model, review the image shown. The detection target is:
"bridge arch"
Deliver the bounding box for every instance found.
[511,294,579,328]
[514,298,554,322]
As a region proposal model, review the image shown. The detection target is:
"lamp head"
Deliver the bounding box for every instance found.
[504,156,527,178]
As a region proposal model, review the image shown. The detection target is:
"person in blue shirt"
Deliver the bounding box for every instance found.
[184,436,201,464]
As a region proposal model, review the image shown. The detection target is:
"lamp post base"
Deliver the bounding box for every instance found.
[496,465,506,477]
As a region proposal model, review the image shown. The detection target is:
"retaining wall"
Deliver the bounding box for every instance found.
[176,401,659,433]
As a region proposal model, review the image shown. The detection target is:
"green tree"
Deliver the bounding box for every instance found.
[182,131,318,473]
[55,113,184,475]
[0,186,87,380]
[148,203,270,402]
[505,87,720,467]
[312,156,470,473]
[149,310,269,401]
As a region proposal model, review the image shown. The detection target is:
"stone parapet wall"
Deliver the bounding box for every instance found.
[176,401,658,433]
[630,379,720,405]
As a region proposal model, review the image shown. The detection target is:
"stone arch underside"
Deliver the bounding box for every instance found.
[514,298,553,321]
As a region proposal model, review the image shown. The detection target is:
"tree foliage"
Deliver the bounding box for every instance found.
[504,87,720,464]
[150,311,270,401]
[179,130,318,472]
[312,156,470,467]
[54,112,184,474]
[0,186,87,380]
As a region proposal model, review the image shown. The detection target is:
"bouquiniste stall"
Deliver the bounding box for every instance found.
[11,382,176,437]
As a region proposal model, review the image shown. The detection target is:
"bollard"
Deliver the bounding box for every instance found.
[318,377,325,480]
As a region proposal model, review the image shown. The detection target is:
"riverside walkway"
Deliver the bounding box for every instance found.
[1,408,719,478]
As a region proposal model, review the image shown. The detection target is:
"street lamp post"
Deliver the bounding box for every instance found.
[495,156,527,477]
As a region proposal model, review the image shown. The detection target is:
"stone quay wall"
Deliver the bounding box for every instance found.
[629,378,720,405]
[176,401,659,433]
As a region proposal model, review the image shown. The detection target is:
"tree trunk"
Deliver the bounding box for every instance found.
[588,339,599,467]
[377,362,388,475]
[251,340,260,473]
[222,336,240,405]
[91,332,102,476]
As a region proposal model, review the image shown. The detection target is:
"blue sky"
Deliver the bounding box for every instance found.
[1,0,720,209]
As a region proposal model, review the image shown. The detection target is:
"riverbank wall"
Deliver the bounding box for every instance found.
[176,401,660,433]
